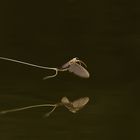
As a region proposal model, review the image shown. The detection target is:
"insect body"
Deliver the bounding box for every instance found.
[60,57,90,79]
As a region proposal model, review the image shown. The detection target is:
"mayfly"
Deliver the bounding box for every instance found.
[0,97,89,117]
[0,57,90,79]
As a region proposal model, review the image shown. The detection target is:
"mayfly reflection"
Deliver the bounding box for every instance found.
[0,97,90,117]
[0,57,90,79]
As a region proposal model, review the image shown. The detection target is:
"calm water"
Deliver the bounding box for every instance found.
[0,79,137,140]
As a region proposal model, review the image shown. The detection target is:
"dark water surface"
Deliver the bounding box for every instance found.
[0,80,138,140]
[1,0,139,140]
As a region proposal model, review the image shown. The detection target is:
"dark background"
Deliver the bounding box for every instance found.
[0,0,139,140]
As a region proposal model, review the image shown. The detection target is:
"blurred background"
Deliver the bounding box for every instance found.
[0,0,139,140]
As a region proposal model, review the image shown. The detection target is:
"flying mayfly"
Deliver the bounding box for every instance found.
[0,97,90,117]
[0,57,90,79]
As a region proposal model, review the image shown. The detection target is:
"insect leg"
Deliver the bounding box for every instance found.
[43,69,58,80]
[43,105,57,117]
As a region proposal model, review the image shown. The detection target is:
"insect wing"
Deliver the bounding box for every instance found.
[72,97,89,111]
[61,61,70,69]
[61,96,70,104]
[61,58,78,69]
[68,63,90,78]
[61,58,76,69]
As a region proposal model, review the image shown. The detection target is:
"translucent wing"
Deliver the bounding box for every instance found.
[61,61,70,69]
[68,63,90,78]
[63,97,89,113]
[61,97,70,104]
[72,97,89,109]
[61,57,77,69]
